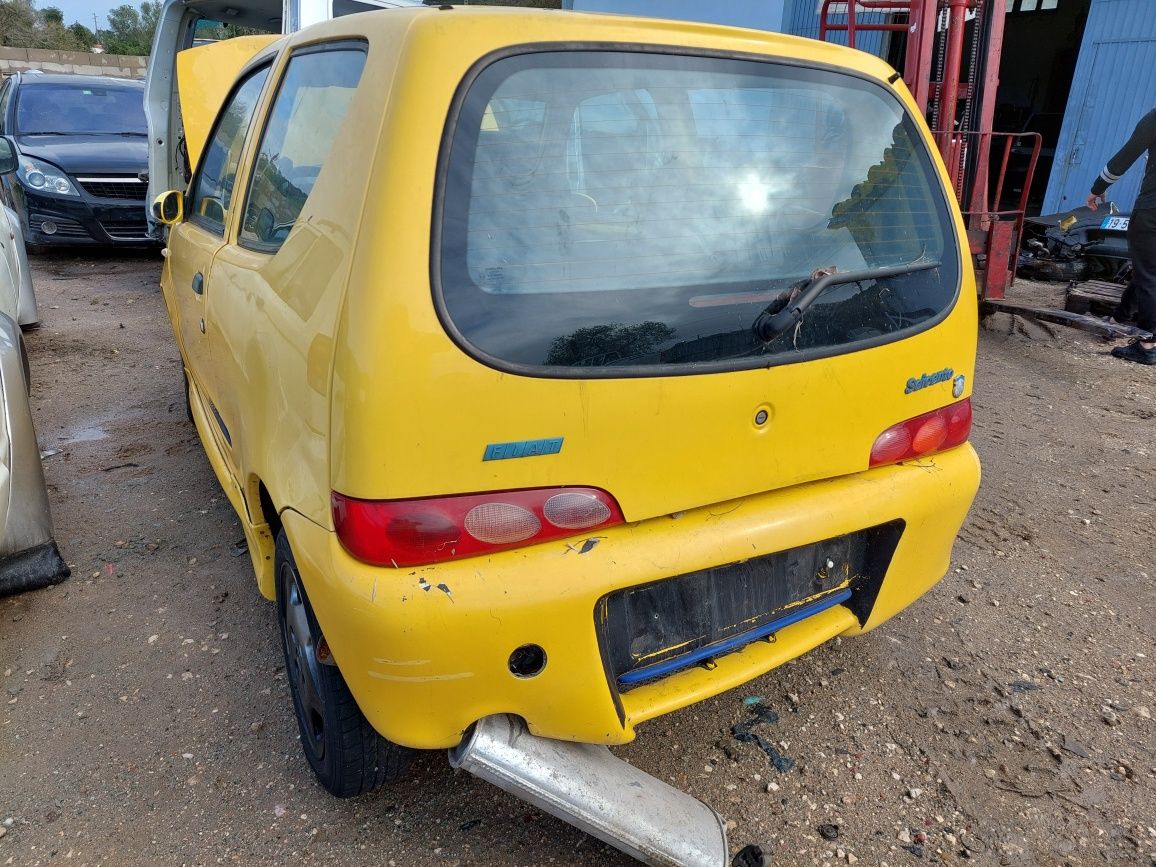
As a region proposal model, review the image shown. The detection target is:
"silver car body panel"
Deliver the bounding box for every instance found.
[5,204,39,327]
[0,312,67,594]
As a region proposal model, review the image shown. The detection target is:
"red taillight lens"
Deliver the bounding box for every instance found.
[869,398,972,468]
[332,487,624,567]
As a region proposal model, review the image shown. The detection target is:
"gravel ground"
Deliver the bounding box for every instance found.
[1,255,1154,866]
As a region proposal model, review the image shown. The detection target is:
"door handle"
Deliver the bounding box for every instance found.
[192,272,204,295]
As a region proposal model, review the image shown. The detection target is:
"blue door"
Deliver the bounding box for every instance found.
[1044,0,1156,214]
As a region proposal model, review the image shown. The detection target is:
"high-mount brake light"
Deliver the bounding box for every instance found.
[332,487,624,567]
[869,399,972,468]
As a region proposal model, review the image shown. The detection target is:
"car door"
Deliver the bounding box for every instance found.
[203,42,368,508]
[165,63,270,443]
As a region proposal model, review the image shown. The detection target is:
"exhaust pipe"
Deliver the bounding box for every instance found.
[449,714,729,867]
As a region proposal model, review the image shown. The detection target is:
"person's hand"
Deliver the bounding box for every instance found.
[1086,192,1103,211]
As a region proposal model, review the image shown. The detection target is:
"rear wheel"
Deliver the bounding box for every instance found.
[275,530,414,797]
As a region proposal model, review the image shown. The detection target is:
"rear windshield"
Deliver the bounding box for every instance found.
[437,51,958,374]
[15,83,146,136]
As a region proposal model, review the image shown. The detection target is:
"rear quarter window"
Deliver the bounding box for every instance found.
[435,50,960,376]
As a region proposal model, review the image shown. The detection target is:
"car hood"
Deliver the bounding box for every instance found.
[15,134,148,175]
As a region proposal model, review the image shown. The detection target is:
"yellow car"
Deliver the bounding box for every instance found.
[155,6,979,804]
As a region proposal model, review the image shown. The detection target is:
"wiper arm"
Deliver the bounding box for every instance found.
[752,258,941,342]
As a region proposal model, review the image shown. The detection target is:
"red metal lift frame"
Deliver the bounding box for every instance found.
[820,0,1030,299]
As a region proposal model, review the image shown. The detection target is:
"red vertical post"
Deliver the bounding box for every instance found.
[904,0,939,114]
[983,219,1015,301]
[847,1,858,49]
[935,0,970,160]
[968,0,1007,215]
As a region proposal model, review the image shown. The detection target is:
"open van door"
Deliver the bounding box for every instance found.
[145,0,421,237]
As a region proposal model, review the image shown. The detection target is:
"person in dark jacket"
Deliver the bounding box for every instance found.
[1087,107,1156,364]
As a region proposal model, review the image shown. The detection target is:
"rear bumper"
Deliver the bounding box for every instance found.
[286,444,980,749]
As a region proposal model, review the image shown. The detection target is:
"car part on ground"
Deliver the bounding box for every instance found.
[1017,205,1131,283]
[450,713,730,867]
[982,299,1150,341]
[0,313,68,597]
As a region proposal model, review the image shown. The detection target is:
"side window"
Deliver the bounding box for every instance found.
[189,64,271,235]
[239,44,367,252]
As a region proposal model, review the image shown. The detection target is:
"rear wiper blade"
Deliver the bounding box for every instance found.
[752,258,941,342]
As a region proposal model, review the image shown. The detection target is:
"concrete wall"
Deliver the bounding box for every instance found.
[0,47,146,80]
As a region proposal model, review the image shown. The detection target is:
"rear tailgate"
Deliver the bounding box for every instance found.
[332,12,974,524]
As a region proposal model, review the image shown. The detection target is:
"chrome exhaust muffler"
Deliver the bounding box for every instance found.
[449,714,729,867]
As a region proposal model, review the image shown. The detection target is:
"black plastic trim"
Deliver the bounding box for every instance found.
[0,541,70,598]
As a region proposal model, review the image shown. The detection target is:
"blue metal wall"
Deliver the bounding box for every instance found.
[783,0,890,55]
[566,0,788,31]
[1044,0,1156,213]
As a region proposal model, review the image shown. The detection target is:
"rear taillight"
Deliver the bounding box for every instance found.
[869,399,972,468]
[332,487,624,567]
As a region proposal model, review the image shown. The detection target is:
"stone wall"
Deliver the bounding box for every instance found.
[0,47,146,79]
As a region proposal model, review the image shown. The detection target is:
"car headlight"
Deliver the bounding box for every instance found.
[16,156,77,197]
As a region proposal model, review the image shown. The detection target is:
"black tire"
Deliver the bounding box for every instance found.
[275,530,414,797]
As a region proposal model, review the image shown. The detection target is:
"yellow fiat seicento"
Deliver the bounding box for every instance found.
[155,5,979,801]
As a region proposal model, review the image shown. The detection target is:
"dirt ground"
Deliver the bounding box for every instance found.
[1,255,1154,867]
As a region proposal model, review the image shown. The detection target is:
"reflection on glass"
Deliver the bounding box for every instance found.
[15,83,146,135]
[240,48,366,251]
[439,52,956,371]
[191,68,271,232]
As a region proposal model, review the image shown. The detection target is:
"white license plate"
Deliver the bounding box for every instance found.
[1101,216,1130,231]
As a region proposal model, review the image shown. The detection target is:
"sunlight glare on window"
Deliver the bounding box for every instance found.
[737,173,774,214]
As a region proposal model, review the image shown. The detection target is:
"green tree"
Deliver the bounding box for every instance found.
[0,0,98,50]
[103,0,161,55]
[35,3,87,49]
[194,19,268,40]
[0,0,39,47]
[67,21,95,47]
